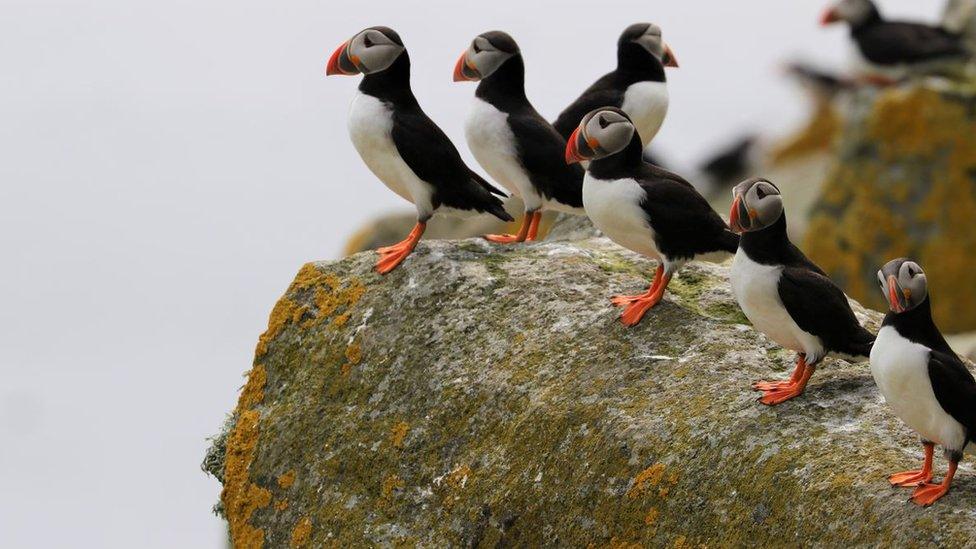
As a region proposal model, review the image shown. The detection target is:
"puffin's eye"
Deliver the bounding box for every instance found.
[364,35,374,48]
[473,42,482,54]
[756,186,767,200]
[599,116,610,129]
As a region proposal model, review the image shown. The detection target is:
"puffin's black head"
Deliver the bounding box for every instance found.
[820,0,879,27]
[877,258,928,313]
[728,178,783,234]
[453,31,520,82]
[618,23,678,68]
[565,107,636,164]
[326,26,406,77]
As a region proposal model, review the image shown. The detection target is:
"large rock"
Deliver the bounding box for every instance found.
[804,82,976,333]
[204,225,976,547]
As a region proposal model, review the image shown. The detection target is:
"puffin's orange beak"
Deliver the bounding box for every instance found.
[729,195,753,233]
[887,275,904,313]
[820,8,841,25]
[326,41,357,76]
[663,43,679,68]
[565,128,585,164]
[453,51,478,82]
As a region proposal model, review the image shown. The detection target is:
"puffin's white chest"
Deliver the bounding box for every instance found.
[464,98,531,200]
[347,92,434,214]
[870,326,970,452]
[621,81,669,145]
[582,174,660,259]
[731,251,823,357]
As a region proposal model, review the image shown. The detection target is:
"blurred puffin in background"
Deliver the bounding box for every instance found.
[454,31,585,243]
[553,23,678,162]
[326,27,512,273]
[870,258,974,506]
[566,107,738,327]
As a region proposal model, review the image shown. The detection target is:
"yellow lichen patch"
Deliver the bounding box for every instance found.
[290,516,312,548]
[256,297,307,357]
[644,507,660,526]
[379,475,405,507]
[277,470,296,489]
[443,464,472,490]
[769,103,841,165]
[626,463,667,499]
[389,421,410,449]
[341,340,363,377]
[222,409,272,549]
[307,276,365,328]
[237,365,267,412]
[274,499,289,512]
[290,263,332,292]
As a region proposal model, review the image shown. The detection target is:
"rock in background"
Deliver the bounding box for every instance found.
[804,82,976,333]
[205,221,976,547]
[944,0,976,55]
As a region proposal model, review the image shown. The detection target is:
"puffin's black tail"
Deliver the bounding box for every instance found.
[486,199,515,222]
[847,327,876,359]
[718,229,740,254]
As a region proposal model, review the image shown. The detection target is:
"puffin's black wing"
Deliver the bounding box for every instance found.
[391,108,511,219]
[552,78,623,139]
[508,108,584,208]
[856,23,964,64]
[927,350,976,444]
[638,170,739,258]
[778,267,874,358]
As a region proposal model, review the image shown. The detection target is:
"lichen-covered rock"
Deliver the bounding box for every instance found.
[205,225,976,547]
[804,82,976,333]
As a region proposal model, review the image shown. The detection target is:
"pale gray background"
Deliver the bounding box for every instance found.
[0,0,939,546]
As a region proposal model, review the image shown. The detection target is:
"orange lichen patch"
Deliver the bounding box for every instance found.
[379,475,405,507]
[672,535,691,549]
[341,341,363,377]
[600,537,643,549]
[222,409,272,549]
[769,103,841,165]
[274,499,289,512]
[390,421,410,449]
[627,463,667,499]
[277,470,296,489]
[443,464,472,490]
[290,516,312,548]
[644,507,660,526]
[307,277,365,329]
[256,297,307,357]
[290,263,332,292]
[237,365,267,411]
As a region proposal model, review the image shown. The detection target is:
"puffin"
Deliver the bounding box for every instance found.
[697,135,759,199]
[326,27,512,273]
[784,61,852,102]
[565,107,738,327]
[553,23,678,153]
[728,178,874,405]
[454,31,585,244]
[821,0,966,82]
[870,258,973,506]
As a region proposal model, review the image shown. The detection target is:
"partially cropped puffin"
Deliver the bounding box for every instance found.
[326,27,512,273]
[821,0,966,82]
[454,31,585,243]
[728,178,874,405]
[553,23,678,152]
[870,258,974,506]
[565,107,738,327]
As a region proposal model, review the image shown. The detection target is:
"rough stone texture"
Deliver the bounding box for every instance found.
[804,81,976,333]
[206,222,976,547]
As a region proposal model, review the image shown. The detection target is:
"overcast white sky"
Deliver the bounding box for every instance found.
[0,0,942,546]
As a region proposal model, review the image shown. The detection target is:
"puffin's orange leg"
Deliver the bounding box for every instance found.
[611,265,663,307]
[889,442,935,487]
[524,211,542,242]
[753,356,807,391]
[619,272,672,327]
[376,221,426,274]
[484,211,532,244]
[911,460,957,506]
[758,358,814,406]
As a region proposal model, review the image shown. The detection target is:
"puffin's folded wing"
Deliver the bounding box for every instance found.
[861,23,964,63]
[508,113,584,207]
[777,267,873,356]
[552,87,623,140]
[927,351,976,444]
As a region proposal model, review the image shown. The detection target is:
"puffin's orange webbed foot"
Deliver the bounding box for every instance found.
[910,482,950,506]
[619,293,664,326]
[889,469,933,487]
[483,233,525,244]
[610,292,651,307]
[752,380,793,391]
[757,383,806,406]
[375,221,425,274]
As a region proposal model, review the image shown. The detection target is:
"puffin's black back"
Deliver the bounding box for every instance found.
[881,297,956,357]
[851,12,964,65]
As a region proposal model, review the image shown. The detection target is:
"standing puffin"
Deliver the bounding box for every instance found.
[326,27,512,273]
[565,107,738,327]
[553,23,678,153]
[821,0,966,82]
[870,258,974,506]
[454,31,585,244]
[728,178,874,405]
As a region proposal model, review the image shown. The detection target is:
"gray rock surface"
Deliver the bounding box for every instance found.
[206,219,976,548]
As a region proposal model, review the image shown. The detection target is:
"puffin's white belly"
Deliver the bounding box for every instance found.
[870,326,970,452]
[730,251,823,358]
[347,92,435,217]
[621,81,669,146]
[582,174,660,259]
